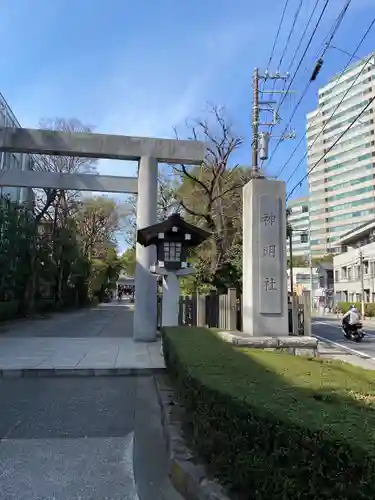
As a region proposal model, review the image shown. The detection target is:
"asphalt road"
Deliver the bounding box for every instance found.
[312,317,375,369]
[0,376,182,500]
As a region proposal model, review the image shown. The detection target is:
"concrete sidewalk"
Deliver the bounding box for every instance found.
[0,337,165,375]
[0,302,165,376]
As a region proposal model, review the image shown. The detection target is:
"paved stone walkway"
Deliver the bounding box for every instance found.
[0,302,165,372]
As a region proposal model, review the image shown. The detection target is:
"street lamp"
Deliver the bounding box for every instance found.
[137,213,210,327]
[137,213,209,271]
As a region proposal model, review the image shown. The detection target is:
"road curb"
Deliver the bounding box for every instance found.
[0,367,166,378]
[154,375,230,500]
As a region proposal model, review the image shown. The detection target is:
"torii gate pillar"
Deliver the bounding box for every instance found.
[133,156,158,341]
[0,126,205,342]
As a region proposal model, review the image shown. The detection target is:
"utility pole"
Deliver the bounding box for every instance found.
[251,68,259,175]
[251,68,295,175]
[309,252,314,311]
[288,227,294,296]
[308,224,314,312]
[287,223,297,335]
[359,250,365,317]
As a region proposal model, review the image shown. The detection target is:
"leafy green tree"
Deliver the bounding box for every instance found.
[119,247,136,277]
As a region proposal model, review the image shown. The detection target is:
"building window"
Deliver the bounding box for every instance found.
[348,267,352,280]
[326,185,374,203]
[335,269,340,282]
[364,260,369,274]
[342,266,347,279]
[300,233,308,243]
[302,205,308,213]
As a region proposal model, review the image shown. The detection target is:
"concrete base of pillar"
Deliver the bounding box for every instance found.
[242,178,288,336]
[133,261,158,342]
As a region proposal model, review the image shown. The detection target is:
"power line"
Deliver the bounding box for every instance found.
[330,44,362,60]
[267,0,304,102]
[266,0,352,171]
[262,0,330,169]
[264,0,290,75]
[282,22,375,183]
[286,0,321,74]
[287,95,375,201]
[284,33,374,184]
[260,0,321,173]
[277,0,304,69]
[310,0,352,62]
[323,0,352,50]
[255,0,289,148]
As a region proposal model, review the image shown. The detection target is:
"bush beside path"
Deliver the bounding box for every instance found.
[162,326,375,499]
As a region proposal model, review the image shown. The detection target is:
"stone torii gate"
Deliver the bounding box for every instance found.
[0,127,205,341]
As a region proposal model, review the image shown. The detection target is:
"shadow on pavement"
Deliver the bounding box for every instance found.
[0,301,134,338]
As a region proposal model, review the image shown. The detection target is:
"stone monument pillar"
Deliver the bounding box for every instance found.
[242,178,289,336]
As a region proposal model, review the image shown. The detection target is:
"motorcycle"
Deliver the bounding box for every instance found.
[342,322,365,342]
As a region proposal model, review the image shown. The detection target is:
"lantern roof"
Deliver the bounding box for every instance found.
[137,213,210,248]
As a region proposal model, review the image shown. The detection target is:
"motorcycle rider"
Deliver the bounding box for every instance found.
[342,305,361,337]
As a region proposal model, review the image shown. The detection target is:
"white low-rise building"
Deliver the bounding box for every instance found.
[287,267,318,294]
[288,265,334,310]
[334,220,375,303]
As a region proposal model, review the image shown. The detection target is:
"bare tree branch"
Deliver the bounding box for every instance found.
[172,103,248,286]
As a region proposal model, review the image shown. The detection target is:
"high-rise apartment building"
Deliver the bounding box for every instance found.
[307,52,375,257]
[0,92,34,205]
[287,195,310,257]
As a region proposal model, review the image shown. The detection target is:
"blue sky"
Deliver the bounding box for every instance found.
[1,0,374,250]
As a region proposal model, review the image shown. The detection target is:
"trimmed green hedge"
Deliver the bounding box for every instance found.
[163,326,375,499]
[336,301,375,316]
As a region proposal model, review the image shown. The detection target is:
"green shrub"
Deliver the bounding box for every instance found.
[336,301,375,317]
[365,303,375,317]
[163,326,375,499]
[336,301,361,314]
[0,300,19,321]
